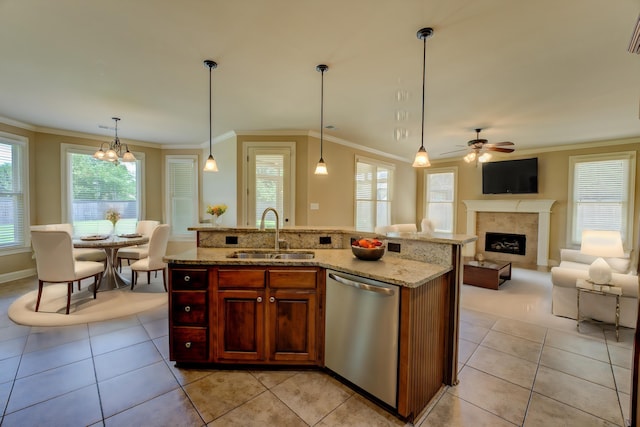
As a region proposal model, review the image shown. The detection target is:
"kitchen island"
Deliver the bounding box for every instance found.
[164,227,475,422]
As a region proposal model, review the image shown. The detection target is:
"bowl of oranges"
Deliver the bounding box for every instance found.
[351,238,385,261]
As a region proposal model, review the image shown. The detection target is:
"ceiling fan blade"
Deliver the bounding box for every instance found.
[440,148,468,155]
[486,141,514,147]
[487,147,515,153]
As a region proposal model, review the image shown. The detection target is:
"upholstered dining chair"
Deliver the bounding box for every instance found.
[130,224,170,291]
[30,230,105,314]
[117,220,160,271]
[30,223,107,291]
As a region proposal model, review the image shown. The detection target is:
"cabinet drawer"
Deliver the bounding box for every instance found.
[171,292,207,325]
[218,269,266,289]
[171,269,208,290]
[171,327,208,362]
[269,269,318,289]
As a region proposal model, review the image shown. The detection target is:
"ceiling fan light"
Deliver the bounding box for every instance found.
[314,158,328,175]
[412,146,431,168]
[204,154,218,172]
[479,152,492,163]
[464,152,476,163]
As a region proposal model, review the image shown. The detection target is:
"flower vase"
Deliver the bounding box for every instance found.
[213,215,223,227]
[110,221,118,236]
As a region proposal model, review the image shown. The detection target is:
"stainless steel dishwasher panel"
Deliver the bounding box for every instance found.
[324,270,400,408]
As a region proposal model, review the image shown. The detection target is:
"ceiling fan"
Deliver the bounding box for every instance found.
[462,128,515,164]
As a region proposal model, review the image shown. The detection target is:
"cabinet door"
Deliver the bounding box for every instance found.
[217,290,265,361]
[268,290,317,362]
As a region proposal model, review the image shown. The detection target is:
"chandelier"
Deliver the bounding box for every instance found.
[93,117,136,163]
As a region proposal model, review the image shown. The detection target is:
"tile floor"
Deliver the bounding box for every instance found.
[0,267,634,426]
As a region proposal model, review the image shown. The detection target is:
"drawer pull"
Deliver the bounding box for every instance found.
[269,296,275,303]
[184,275,191,282]
[185,342,191,349]
[257,297,263,303]
[184,306,191,312]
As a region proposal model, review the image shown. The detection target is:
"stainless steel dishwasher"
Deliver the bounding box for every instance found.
[325,269,400,408]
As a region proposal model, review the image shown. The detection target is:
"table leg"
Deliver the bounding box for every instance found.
[94,247,132,291]
[576,289,581,330]
[615,295,620,342]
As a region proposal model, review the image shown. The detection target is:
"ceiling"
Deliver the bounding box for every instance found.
[1,0,639,163]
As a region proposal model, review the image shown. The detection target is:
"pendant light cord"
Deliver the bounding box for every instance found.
[209,63,213,155]
[320,68,324,159]
[420,34,426,150]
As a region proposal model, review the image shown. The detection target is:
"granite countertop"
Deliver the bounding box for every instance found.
[164,248,451,289]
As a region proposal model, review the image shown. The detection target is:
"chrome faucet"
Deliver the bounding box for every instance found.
[260,207,285,250]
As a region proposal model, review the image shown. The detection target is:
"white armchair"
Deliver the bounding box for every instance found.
[551,249,639,328]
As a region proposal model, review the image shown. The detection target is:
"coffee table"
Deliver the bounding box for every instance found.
[463,260,512,290]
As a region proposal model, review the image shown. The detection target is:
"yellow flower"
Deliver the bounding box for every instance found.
[105,208,120,225]
[207,204,227,217]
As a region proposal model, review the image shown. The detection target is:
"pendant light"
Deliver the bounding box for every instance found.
[314,64,329,175]
[93,117,136,164]
[203,59,219,172]
[412,27,434,168]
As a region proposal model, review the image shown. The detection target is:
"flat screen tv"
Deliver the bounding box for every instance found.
[482,157,538,194]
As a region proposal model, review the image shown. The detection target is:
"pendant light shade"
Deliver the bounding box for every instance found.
[314,64,329,175]
[203,59,219,172]
[412,27,434,168]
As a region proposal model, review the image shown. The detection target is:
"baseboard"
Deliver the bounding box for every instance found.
[0,268,35,284]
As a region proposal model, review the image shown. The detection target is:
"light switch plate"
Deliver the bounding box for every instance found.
[310,203,319,210]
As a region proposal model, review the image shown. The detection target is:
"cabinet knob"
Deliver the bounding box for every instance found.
[269,296,275,303]
[184,306,191,312]
[184,275,191,282]
[257,297,263,303]
[185,342,191,349]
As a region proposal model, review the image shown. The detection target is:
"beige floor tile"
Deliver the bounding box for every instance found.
[153,335,170,360]
[0,322,30,343]
[98,360,180,418]
[6,358,95,413]
[619,391,631,425]
[612,365,631,394]
[88,315,141,337]
[605,327,634,349]
[184,370,266,423]
[420,392,516,427]
[104,388,204,427]
[491,318,546,343]
[524,392,619,427]
[459,320,490,344]
[271,371,353,425]
[209,390,307,427]
[136,304,169,324]
[460,309,499,330]
[1,384,102,427]
[94,340,163,381]
[90,324,150,355]
[141,316,168,339]
[480,330,542,363]
[539,346,615,389]
[457,338,478,365]
[17,337,91,378]
[0,355,19,384]
[468,346,537,388]
[0,335,27,361]
[317,393,408,426]
[544,329,609,362]
[533,365,623,425]
[609,344,632,369]
[449,366,529,425]
[0,381,12,413]
[250,370,300,389]
[165,359,214,386]
[23,324,88,353]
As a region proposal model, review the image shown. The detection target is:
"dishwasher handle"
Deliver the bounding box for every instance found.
[328,273,395,296]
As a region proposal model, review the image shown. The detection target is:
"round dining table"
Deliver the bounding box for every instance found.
[73,234,149,291]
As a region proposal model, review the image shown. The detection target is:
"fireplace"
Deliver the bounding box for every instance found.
[485,232,526,256]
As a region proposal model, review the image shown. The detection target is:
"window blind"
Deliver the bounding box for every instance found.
[355,158,393,231]
[426,171,455,233]
[255,154,284,227]
[0,141,26,249]
[168,157,197,235]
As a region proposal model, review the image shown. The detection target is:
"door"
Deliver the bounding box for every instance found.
[217,289,265,361]
[268,290,317,362]
[244,143,296,227]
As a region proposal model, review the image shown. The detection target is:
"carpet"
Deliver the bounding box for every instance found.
[8,280,167,327]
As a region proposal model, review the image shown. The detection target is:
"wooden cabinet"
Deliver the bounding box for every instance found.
[168,264,323,367]
[169,268,210,362]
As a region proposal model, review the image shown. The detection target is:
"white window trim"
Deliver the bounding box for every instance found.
[354,155,395,231]
[567,151,636,249]
[165,154,198,240]
[423,166,457,233]
[241,141,296,227]
[0,131,30,254]
[60,143,146,223]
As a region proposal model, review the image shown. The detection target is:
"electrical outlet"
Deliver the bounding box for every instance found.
[310,203,320,210]
[387,242,401,253]
[319,236,331,244]
[225,236,238,245]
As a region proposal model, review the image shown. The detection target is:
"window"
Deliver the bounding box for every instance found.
[568,152,636,247]
[62,144,143,236]
[424,167,456,233]
[355,156,394,232]
[0,132,29,252]
[166,156,198,237]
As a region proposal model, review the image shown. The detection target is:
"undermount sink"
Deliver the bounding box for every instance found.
[226,250,315,260]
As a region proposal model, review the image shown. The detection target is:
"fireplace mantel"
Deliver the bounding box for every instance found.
[463,199,556,266]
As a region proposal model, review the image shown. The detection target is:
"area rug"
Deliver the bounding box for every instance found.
[8,280,167,327]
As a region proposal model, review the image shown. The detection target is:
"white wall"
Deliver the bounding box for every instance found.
[202,135,237,227]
